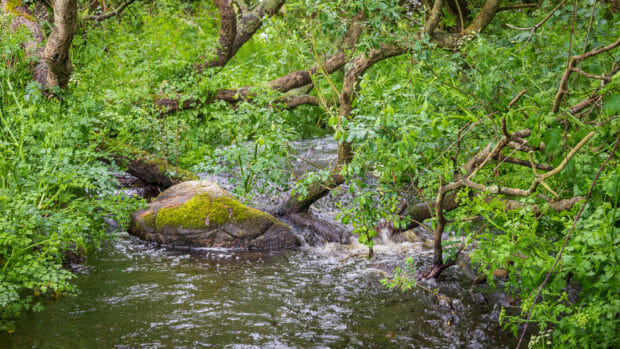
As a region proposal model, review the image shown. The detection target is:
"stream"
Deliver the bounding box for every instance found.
[0,138,518,348]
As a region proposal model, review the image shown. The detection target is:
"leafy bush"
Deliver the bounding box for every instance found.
[0,24,143,332]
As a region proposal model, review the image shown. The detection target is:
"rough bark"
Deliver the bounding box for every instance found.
[159,12,363,113]
[195,0,237,72]
[44,0,78,88]
[98,139,199,190]
[428,0,502,48]
[229,0,285,58]
[424,0,444,34]
[461,0,501,36]
[195,0,286,73]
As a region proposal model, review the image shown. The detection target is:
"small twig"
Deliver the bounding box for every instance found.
[570,67,612,82]
[552,37,620,112]
[505,0,567,47]
[508,89,527,108]
[506,0,567,31]
[498,3,538,11]
[84,0,137,22]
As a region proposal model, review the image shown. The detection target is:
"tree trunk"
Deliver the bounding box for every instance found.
[277,45,406,216]
[43,0,78,88]
[196,0,286,73]
[98,139,199,190]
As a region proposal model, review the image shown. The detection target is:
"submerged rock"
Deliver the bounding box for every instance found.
[129,180,302,250]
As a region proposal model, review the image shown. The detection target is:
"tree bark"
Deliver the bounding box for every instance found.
[44,0,78,88]
[98,139,199,190]
[195,0,286,73]
[196,0,237,72]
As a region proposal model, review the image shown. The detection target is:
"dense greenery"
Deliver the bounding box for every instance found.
[0,18,144,331]
[1,0,618,346]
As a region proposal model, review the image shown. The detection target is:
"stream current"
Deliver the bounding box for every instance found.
[1,138,517,348]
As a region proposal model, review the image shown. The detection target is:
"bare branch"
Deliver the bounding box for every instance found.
[552,37,620,112]
[426,115,595,279]
[506,0,567,31]
[570,67,612,82]
[84,0,136,22]
[494,153,554,171]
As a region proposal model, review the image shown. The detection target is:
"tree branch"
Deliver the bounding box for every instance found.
[195,0,237,72]
[424,0,445,35]
[552,37,620,112]
[497,3,538,11]
[157,13,363,113]
[84,0,136,22]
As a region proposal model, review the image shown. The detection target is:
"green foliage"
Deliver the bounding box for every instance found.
[380,256,417,292]
[0,24,144,331]
[2,0,619,346]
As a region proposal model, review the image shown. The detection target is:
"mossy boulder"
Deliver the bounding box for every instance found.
[129,180,302,250]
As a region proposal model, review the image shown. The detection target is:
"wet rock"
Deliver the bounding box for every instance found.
[103,216,119,233]
[288,211,351,244]
[69,263,92,273]
[129,180,302,250]
[471,292,487,305]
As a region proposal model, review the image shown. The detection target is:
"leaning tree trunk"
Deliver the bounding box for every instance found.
[98,138,199,191]
[43,0,78,88]
[277,45,406,216]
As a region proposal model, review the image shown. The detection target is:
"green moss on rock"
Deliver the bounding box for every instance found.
[5,0,37,22]
[155,194,274,230]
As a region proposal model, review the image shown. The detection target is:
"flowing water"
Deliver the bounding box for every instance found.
[0,138,518,348]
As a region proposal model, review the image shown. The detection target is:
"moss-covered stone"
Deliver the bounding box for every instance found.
[5,0,35,22]
[128,180,300,250]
